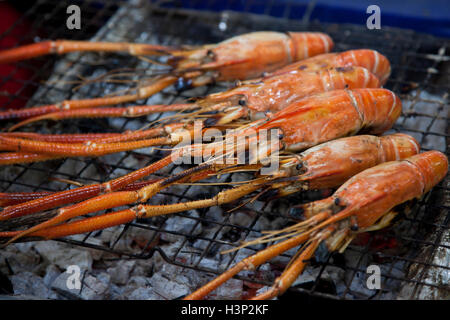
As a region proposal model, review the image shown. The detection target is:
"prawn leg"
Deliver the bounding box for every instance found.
[8,103,197,131]
[0,76,178,122]
[0,40,176,64]
[0,153,180,221]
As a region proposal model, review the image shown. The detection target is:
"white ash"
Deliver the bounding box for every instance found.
[97,225,157,254]
[50,270,111,300]
[207,278,243,300]
[33,241,93,271]
[204,206,225,222]
[160,210,202,243]
[292,267,323,287]
[43,265,61,288]
[78,273,111,300]
[345,270,378,299]
[149,272,190,299]
[127,287,160,300]
[0,243,42,275]
[229,211,255,228]
[10,272,56,299]
[107,260,136,286]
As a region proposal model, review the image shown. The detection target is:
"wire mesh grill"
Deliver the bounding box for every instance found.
[0,0,448,300]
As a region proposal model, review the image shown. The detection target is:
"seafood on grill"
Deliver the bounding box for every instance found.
[2,48,389,131]
[0,87,402,226]
[0,31,333,121]
[0,179,162,207]
[0,133,420,242]
[271,48,391,85]
[0,48,391,165]
[185,151,448,300]
[0,65,383,163]
[0,70,388,165]
[1,133,416,208]
[0,85,404,240]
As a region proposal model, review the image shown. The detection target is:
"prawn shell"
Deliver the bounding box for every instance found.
[212,32,333,80]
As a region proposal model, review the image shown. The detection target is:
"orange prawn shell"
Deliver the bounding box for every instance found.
[208,32,333,80]
[273,49,391,85]
[334,151,448,229]
[208,66,381,114]
[350,88,401,134]
[298,134,420,190]
[258,88,401,151]
[259,90,362,151]
[406,151,448,193]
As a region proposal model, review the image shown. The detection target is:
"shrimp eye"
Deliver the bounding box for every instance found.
[238,99,247,106]
[206,49,215,59]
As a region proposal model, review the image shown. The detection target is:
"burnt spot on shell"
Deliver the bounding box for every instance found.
[298,65,307,70]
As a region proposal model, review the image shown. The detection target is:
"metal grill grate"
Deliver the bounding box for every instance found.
[0,0,448,300]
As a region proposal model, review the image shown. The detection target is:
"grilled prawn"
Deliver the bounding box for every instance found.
[4,48,389,131]
[0,88,402,225]
[7,63,383,131]
[0,69,383,164]
[272,49,391,85]
[185,151,448,300]
[0,133,419,244]
[0,31,333,121]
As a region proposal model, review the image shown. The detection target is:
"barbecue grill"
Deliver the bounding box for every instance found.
[0,0,448,300]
